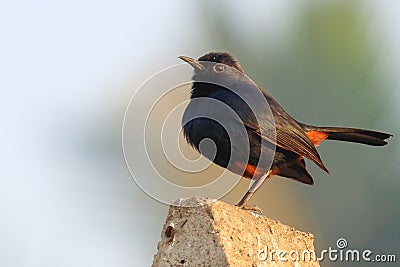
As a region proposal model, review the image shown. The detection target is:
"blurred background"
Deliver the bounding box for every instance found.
[1,0,399,266]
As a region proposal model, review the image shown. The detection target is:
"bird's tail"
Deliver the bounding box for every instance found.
[300,124,392,146]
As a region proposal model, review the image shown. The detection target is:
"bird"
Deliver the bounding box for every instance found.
[179,51,392,213]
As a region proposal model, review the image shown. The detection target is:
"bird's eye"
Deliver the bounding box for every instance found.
[213,64,225,73]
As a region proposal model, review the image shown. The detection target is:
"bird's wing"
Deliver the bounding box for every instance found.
[236,89,327,172]
[209,87,328,172]
[258,90,328,172]
[267,124,328,172]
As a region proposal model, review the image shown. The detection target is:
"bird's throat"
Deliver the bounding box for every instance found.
[190,82,227,99]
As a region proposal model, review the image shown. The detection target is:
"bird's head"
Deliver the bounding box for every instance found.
[179,52,247,98]
[179,51,243,74]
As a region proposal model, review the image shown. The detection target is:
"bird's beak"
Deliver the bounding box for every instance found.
[178,56,203,70]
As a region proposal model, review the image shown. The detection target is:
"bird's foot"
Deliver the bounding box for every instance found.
[236,204,262,215]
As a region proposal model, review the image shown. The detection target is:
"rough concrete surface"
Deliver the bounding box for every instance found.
[152,197,319,267]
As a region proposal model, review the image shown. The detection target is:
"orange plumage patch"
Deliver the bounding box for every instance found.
[233,163,266,179]
[306,131,328,146]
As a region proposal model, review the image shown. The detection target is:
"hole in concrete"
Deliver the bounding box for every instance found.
[165,225,175,239]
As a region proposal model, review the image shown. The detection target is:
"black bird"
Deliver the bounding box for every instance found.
[179,51,392,212]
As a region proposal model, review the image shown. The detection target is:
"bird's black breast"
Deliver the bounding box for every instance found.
[182,88,264,170]
[183,117,232,168]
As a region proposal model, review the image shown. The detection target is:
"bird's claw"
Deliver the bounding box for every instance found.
[237,204,263,215]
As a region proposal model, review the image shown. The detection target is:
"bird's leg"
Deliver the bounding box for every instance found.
[236,191,259,212]
[236,170,271,214]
